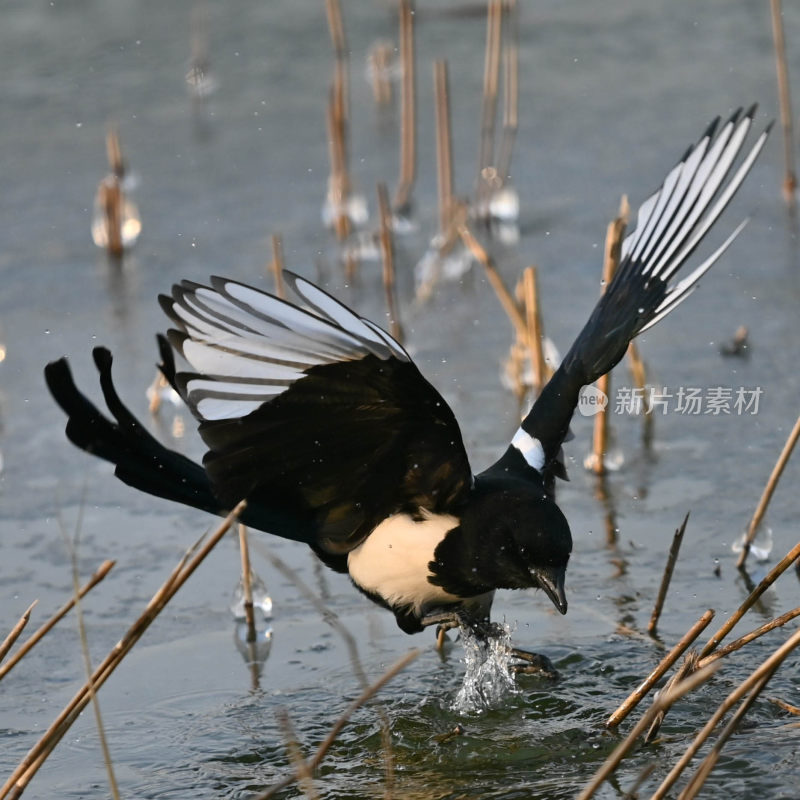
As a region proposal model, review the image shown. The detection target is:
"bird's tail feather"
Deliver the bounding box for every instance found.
[44,348,222,514]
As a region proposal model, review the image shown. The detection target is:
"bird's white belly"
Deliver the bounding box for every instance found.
[347,512,461,614]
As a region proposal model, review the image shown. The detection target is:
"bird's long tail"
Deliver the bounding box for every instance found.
[44,347,222,514]
[522,106,770,468]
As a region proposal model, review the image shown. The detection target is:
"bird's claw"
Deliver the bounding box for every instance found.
[509,647,559,679]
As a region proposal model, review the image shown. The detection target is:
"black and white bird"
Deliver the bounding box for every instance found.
[46,108,768,659]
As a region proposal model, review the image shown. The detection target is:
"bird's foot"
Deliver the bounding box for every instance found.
[509,647,559,679]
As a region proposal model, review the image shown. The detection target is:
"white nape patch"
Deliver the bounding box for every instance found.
[511,428,545,471]
[347,512,461,614]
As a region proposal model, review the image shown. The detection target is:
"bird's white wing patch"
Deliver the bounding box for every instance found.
[163,275,409,422]
[511,427,546,471]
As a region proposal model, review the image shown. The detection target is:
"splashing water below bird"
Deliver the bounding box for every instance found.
[451,622,518,714]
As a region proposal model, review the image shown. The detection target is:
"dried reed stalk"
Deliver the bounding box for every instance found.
[324,0,346,58]
[102,126,125,257]
[238,523,257,643]
[275,708,321,800]
[698,605,800,667]
[702,538,800,658]
[770,0,797,203]
[586,201,627,474]
[651,626,800,799]
[522,266,548,396]
[768,696,800,715]
[626,341,647,399]
[477,0,503,212]
[647,539,800,742]
[679,670,774,800]
[434,60,454,235]
[0,601,37,666]
[255,648,420,800]
[737,412,800,569]
[377,182,403,342]
[606,608,714,729]
[368,42,393,106]
[393,0,416,212]
[270,234,285,299]
[61,525,120,800]
[326,69,351,241]
[577,661,719,800]
[0,502,246,800]
[648,512,690,636]
[645,652,697,743]
[458,223,527,341]
[495,0,518,188]
[0,561,114,681]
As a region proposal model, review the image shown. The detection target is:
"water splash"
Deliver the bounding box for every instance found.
[451,622,518,714]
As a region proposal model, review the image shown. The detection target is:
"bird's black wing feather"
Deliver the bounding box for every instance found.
[491,107,769,489]
[160,274,473,555]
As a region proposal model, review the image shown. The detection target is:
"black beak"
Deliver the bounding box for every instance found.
[531,565,568,615]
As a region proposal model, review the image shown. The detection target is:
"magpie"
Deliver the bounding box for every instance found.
[45,108,768,653]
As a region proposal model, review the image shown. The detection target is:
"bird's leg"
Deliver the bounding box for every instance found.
[419,609,463,652]
[509,647,559,678]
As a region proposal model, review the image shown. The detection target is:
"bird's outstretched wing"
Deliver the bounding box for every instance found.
[496,106,770,486]
[158,273,473,557]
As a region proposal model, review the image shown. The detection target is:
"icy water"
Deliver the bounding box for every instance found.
[2,1,800,798]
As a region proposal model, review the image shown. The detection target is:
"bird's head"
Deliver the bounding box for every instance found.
[503,494,571,615]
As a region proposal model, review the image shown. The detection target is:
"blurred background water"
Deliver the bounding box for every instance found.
[1,1,800,798]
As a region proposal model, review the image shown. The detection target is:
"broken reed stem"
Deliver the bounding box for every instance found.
[679,670,775,800]
[701,538,800,659]
[377,182,403,342]
[768,696,800,715]
[648,512,690,636]
[737,412,800,569]
[651,626,800,800]
[522,266,547,396]
[255,648,420,800]
[769,0,797,203]
[393,0,416,212]
[270,234,285,299]
[0,560,113,681]
[434,60,454,235]
[577,662,720,800]
[495,0,518,188]
[587,201,628,475]
[477,0,503,211]
[0,601,37,666]
[100,176,124,259]
[238,523,257,643]
[276,709,321,800]
[646,542,800,741]
[0,502,246,800]
[698,605,800,667]
[606,608,714,729]
[458,223,527,341]
[106,124,124,178]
